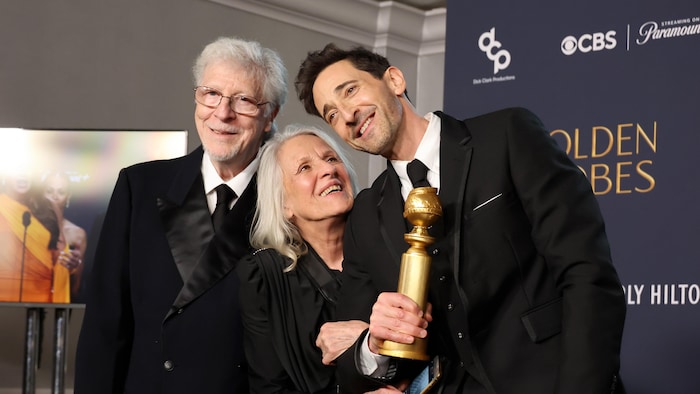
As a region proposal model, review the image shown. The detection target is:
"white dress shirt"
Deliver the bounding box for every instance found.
[201,150,260,214]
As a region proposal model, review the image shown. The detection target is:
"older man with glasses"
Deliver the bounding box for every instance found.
[75,36,287,394]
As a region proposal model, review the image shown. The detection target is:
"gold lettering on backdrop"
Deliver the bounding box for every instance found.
[637,123,657,153]
[592,126,614,158]
[574,128,587,159]
[550,121,657,195]
[589,164,612,195]
[636,160,655,193]
[616,124,633,156]
[615,162,632,194]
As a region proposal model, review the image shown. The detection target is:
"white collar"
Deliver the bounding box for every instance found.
[201,150,260,211]
[391,112,441,200]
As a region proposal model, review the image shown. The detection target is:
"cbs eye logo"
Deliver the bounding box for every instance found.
[561,31,617,55]
[478,27,511,74]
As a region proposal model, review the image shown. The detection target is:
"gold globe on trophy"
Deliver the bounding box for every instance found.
[377,186,442,361]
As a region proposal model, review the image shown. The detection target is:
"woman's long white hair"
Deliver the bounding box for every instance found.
[250,124,357,270]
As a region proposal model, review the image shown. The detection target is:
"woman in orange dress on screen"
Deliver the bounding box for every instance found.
[43,171,87,302]
[0,171,67,303]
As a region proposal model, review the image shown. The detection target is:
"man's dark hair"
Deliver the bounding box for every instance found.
[295,43,391,118]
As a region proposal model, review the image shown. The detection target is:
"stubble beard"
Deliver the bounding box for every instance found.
[361,124,398,158]
[205,143,241,163]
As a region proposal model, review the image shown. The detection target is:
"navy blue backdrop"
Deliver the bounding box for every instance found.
[443,1,699,392]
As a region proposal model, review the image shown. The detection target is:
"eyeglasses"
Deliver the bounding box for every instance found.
[193,86,269,116]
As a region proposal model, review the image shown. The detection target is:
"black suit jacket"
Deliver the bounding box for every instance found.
[335,109,626,394]
[75,146,254,393]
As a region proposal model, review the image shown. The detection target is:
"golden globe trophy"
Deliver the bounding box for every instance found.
[378,186,442,361]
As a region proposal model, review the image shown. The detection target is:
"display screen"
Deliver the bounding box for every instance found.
[0,129,188,304]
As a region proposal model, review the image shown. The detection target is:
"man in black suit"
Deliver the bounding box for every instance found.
[75,36,288,393]
[296,44,626,393]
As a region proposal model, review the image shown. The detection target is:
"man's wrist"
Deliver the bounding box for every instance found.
[359,331,394,378]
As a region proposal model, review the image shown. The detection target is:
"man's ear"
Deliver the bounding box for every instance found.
[385,66,407,96]
[264,107,281,132]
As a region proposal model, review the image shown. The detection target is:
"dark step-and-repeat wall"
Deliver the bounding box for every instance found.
[444,1,698,392]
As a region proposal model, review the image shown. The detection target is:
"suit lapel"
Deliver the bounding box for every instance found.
[157,147,212,284]
[164,177,256,321]
[378,163,412,266]
[435,112,473,279]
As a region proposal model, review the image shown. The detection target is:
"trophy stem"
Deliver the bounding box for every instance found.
[377,244,432,360]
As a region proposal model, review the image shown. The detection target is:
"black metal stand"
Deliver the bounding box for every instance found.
[51,308,69,394]
[11,303,84,394]
[22,308,41,394]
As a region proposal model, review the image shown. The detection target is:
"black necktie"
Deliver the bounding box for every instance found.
[407,159,431,188]
[211,184,235,232]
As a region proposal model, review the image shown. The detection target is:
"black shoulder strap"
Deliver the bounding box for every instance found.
[297,248,340,305]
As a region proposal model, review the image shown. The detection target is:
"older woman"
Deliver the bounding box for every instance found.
[237,124,368,393]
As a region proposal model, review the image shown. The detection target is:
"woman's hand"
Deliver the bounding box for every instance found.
[316,320,369,365]
[58,246,82,272]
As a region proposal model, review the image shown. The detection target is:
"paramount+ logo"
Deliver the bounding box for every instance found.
[561,30,617,55]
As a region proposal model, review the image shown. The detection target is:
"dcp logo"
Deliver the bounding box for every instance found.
[561,31,617,55]
[478,27,511,74]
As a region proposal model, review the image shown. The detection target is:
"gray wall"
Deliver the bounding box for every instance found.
[0,0,354,153]
[0,0,443,390]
